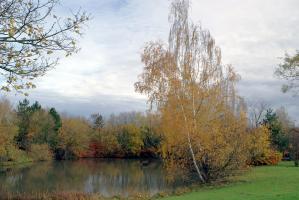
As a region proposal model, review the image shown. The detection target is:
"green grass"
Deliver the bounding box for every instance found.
[162,162,299,200]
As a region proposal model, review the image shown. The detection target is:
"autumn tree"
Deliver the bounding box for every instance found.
[141,126,162,150]
[89,112,162,158]
[116,124,144,156]
[135,0,249,182]
[57,117,92,159]
[0,0,89,94]
[247,125,275,165]
[275,51,299,94]
[0,98,18,161]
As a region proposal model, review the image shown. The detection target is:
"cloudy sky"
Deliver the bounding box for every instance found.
[5,0,299,122]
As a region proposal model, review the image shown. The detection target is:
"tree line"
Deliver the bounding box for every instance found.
[0,95,298,177]
[0,98,164,163]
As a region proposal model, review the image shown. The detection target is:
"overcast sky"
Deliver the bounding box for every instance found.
[4,0,299,123]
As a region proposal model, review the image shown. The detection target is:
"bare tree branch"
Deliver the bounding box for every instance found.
[0,0,89,94]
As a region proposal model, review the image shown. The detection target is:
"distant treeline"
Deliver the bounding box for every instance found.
[0,98,163,164]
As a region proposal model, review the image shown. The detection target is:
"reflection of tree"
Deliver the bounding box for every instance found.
[0,159,190,197]
[83,159,167,197]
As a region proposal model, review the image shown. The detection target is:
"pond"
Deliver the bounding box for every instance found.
[0,159,193,197]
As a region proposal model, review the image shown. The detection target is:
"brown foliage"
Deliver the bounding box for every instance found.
[29,144,53,161]
[58,117,92,159]
[249,149,282,166]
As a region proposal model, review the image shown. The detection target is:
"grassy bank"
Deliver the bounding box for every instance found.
[162,162,299,200]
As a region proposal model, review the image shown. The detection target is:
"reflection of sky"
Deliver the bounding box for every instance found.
[1,0,298,123]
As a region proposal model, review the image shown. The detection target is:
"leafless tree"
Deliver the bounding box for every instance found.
[248,101,269,128]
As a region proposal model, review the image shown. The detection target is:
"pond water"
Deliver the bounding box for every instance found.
[0,159,193,197]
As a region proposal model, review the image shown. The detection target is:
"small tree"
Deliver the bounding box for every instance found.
[0,0,89,94]
[141,126,162,150]
[15,99,42,150]
[262,109,289,152]
[90,113,104,130]
[28,109,56,146]
[247,125,276,165]
[0,98,18,161]
[49,108,62,132]
[289,128,299,167]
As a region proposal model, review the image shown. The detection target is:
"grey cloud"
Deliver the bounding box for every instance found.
[7,91,147,118]
[1,0,298,124]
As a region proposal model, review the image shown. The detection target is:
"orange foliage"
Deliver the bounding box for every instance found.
[249,150,282,166]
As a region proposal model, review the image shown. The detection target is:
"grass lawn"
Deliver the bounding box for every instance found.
[162,162,299,200]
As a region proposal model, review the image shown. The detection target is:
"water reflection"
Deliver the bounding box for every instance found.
[0,159,190,197]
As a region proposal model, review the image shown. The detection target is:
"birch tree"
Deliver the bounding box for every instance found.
[135,0,248,182]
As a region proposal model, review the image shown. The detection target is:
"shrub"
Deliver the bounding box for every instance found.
[248,125,282,166]
[29,144,53,161]
[248,125,271,164]
[250,150,282,166]
[0,145,32,165]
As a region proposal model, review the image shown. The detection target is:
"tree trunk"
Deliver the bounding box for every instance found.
[187,132,206,183]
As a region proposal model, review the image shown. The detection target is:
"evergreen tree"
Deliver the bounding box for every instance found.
[262,109,289,152]
[90,113,104,130]
[48,108,62,150]
[15,99,41,150]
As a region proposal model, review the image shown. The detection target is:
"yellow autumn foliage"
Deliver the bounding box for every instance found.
[58,117,92,159]
[0,98,18,161]
[248,125,271,161]
[135,0,251,182]
[248,125,282,166]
